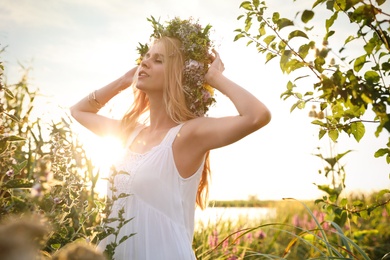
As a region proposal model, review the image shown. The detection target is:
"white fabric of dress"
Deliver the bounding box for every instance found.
[98,123,203,260]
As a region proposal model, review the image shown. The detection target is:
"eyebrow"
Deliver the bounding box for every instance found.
[145,52,165,60]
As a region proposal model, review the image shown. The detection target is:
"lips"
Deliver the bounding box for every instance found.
[138,70,149,78]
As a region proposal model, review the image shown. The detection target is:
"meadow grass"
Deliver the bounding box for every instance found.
[193,198,389,259]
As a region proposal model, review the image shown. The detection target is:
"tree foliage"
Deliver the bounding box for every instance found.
[235,0,390,244]
[235,0,389,145]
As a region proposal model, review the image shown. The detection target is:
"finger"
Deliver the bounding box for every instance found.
[212,49,220,59]
[209,49,217,62]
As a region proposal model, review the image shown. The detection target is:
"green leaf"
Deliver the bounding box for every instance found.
[363,39,376,55]
[4,88,15,99]
[286,80,294,90]
[245,19,252,32]
[319,129,326,139]
[234,33,245,42]
[314,56,325,72]
[285,59,305,73]
[382,62,390,71]
[328,129,339,142]
[312,120,325,127]
[344,35,356,45]
[374,148,389,158]
[51,244,61,250]
[352,200,364,207]
[288,30,308,40]
[7,135,26,142]
[376,0,385,5]
[2,179,33,189]
[277,18,294,30]
[298,44,311,59]
[280,50,292,73]
[240,1,253,10]
[361,93,373,104]
[377,189,390,197]
[294,75,310,82]
[0,141,9,155]
[326,0,335,10]
[12,160,27,174]
[3,112,20,122]
[301,10,314,23]
[350,121,365,142]
[272,12,280,24]
[258,23,266,36]
[364,70,380,84]
[340,198,348,207]
[312,0,326,8]
[265,52,276,63]
[324,30,335,41]
[325,12,338,32]
[353,54,367,72]
[263,35,276,46]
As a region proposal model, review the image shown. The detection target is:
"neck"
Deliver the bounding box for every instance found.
[147,94,177,131]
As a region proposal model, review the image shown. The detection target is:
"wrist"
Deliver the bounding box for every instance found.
[205,68,223,87]
[119,67,138,90]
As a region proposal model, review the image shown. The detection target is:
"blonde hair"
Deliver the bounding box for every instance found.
[121,36,210,209]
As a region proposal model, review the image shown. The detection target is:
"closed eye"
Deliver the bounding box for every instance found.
[144,53,165,63]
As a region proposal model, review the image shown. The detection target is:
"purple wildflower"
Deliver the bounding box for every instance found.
[5,169,14,177]
[53,197,62,204]
[208,229,218,248]
[31,183,43,197]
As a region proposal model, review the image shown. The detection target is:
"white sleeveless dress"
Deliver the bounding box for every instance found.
[98,124,203,260]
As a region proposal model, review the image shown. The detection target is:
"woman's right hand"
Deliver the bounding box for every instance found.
[70,66,139,138]
[120,66,139,91]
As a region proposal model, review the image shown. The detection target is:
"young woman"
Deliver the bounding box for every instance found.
[70,17,271,260]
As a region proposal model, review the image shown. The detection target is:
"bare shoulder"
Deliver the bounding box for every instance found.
[178,117,211,139]
[177,112,269,152]
[175,117,217,153]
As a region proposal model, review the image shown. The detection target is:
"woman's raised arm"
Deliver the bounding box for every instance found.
[70,67,138,137]
[181,50,271,153]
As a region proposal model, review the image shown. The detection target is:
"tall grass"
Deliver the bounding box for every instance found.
[193,197,389,259]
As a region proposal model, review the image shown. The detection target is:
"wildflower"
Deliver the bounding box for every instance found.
[382,208,388,218]
[53,197,62,204]
[255,229,266,240]
[222,239,229,252]
[31,183,43,197]
[292,214,300,227]
[204,83,214,96]
[246,232,253,244]
[137,16,216,116]
[5,169,14,177]
[208,229,218,248]
[202,89,211,102]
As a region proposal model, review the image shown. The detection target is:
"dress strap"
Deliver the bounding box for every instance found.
[124,124,146,149]
[162,123,185,147]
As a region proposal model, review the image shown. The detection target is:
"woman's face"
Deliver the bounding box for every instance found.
[136,42,166,93]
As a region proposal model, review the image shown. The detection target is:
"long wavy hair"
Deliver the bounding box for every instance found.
[121,36,211,209]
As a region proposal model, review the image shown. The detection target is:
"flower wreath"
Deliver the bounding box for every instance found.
[136,16,216,116]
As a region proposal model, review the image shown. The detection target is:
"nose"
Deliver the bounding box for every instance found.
[141,57,150,68]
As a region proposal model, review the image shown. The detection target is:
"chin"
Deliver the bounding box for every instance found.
[135,82,145,90]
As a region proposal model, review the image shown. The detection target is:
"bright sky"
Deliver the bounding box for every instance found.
[1,0,389,201]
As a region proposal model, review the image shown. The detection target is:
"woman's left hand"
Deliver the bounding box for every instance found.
[205,49,224,84]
